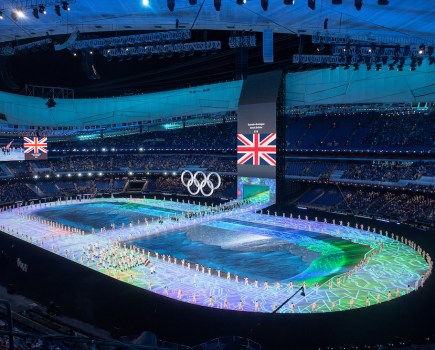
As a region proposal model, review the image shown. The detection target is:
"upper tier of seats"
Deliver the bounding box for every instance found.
[49,122,237,152]
[286,112,435,152]
[2,111,434,154]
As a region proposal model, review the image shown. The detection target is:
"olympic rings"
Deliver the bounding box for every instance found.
[181,170,221,197]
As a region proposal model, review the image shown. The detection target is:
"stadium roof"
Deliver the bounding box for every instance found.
[0,0,434,44]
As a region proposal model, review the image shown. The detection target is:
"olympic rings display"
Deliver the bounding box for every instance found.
[181,170,221,197]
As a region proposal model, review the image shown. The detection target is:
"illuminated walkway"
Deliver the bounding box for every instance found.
[0,197,431,313]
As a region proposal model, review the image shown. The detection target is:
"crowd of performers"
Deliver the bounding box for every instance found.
[0,198,433,312]
[9,198,254,237]
[75,236,433,313]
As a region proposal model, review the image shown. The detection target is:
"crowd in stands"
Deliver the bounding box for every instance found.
[51,122,236,151]
[340,162,422,182]
[286,112,435,151]
[0,115,434,226]
[8,162,31,176]
[363,114,434,149]
[286,160,435,187]
[0,181,38,203]
[296,185,435,226]
[0,173,237,204]
[0,326,69,350]
[3,155,236,176]
[285,161,336,178]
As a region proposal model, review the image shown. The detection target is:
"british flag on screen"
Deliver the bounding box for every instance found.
[237,133,276,166]
[23,137,48,160]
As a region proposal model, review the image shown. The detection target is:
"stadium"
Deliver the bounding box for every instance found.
[0,1,434,349]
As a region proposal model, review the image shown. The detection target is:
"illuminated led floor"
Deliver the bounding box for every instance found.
[0,198,431,313]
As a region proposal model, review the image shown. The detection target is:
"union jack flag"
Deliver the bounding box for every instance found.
[23,137,48,154]
[237,133,276,166]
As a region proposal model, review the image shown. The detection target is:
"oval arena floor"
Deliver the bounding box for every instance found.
[0,197,433,349]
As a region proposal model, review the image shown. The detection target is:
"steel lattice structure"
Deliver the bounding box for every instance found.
[5,0,77,10]
[102,41,221,58]
[0,38,52,56]
[228,35,256,48]
[312,31,435,46]
[293,54,347,64]
[61,30,191,52]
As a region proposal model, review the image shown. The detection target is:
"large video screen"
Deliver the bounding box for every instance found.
[0,137,48,161]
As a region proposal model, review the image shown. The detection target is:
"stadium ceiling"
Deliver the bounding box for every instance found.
[0,0,434,44]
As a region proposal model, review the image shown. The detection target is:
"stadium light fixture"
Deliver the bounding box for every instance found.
[142,0,150,6]
[15,9,25,18]
[261,0,268,11]
[167,0,175,11]
[78,173,82,177]
[38,5,46,14]
[0,11,3,19]
[88,172,92,177]
[284,0,294,4]
[46,98,56,108]
[236,0,245,4]
[418,44,425,55]
[308,0,315,10]
[54,5,61,16]
[32,8,39,19]
[67,174,71,177]
[61,1,70,11]
[11,9,24,21]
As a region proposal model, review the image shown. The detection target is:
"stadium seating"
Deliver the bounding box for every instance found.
[296,185,434,226]
[0,116,434,226]
[286,112,435,152]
